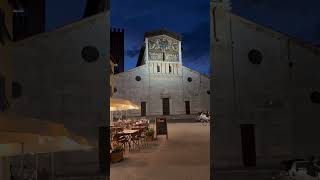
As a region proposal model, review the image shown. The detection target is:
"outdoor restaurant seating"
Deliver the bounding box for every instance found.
[111,118,150,153]
[112,133,131,152]
[132,127,148,148]
[130,130,142,150]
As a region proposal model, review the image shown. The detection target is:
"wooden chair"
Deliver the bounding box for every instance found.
[132,127,147,148]
[113,133,131,153]
[139,128,148,148]
[130,130,142,151]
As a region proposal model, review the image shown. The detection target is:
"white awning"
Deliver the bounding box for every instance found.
[110,98,140,111]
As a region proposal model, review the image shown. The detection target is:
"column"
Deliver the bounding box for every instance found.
[179,41,182,64]
[145,38,149,63]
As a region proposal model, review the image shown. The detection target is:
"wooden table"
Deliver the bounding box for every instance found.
[111,126,123,130]
[131,126,148,130]
[119,129,138,135]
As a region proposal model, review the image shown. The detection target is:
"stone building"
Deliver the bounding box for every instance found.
[0,0,110,179]
[113,29,210,117]
[10,0,46,41]
[211,0,320,171]
[0,0,45,42]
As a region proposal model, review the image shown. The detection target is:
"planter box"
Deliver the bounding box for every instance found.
[146,135,154,142]
[111,151,124,163]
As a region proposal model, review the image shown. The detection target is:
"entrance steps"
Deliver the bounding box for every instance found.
[145,114,198,123]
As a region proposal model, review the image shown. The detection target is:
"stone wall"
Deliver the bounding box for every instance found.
[7,12,109,177]
[113,64,210,117]
[290,41,320,157]
[212,0,320,169]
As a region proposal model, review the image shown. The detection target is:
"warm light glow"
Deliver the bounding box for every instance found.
[0,113,93,156]
[110,98,140,111]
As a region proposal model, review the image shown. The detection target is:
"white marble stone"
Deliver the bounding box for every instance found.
[113,33,210,117]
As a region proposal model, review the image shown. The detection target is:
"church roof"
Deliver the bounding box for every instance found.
[231,13,320,54]
[136,45,145,67]
[13,12,107,45]
[144,29,182,41]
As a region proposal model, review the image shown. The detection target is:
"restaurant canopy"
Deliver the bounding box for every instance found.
[110,97,140,111]
[0,113,93,157]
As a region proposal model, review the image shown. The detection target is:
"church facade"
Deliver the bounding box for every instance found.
[113,30,210,117]
[211,0,320,171]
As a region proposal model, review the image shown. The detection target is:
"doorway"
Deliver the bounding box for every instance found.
[240,124,256,167]
[185,101,190,114]
[141,101,146,116]
[162,98,170,115]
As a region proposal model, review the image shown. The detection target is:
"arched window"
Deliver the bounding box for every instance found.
[157,65,160,72]
[82,46,99,62]
[169,66,172,73]
[135,76,141,81]
[248,49,263,64]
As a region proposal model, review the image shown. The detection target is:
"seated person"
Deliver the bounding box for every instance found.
[200,112,209,120]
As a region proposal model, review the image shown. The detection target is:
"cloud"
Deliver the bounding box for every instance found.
[181,21,210,63]
[177,21,210,74]
[232,0,320,44]
[111,0,210,74]
[126,48,140,58]
[232,0,317,17]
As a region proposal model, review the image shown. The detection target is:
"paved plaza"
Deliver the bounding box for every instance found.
[111,122,210,180]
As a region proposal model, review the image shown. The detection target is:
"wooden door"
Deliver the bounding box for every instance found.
[141,101,146,116]
[162,98,170,115]
[185,101,190,114]
[240,124,256,167]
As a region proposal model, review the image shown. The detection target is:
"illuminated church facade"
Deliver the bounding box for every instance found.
[113,30,210,117]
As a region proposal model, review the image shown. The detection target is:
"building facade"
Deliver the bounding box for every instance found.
[113,30,210,117]
[211,0,320,171]
[0,1,110,178]
[9,0,45,41]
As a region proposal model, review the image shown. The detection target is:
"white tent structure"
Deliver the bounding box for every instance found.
[0,113,93,180]
[110,98,140,125]
[0,113,93,155]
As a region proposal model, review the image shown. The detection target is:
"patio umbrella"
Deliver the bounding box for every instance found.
[110,98,140,111]
[0,113,93,156]
[110,98,140,122]
[0,113,93,180]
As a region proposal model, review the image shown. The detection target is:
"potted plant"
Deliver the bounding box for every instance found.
[146,128,154,142]
[111,145,124,163]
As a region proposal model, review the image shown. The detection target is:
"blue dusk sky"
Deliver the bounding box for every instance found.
[46,0,320,75]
